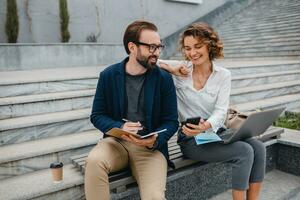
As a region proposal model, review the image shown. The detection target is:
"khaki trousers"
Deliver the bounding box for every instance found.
[84,137,168,200]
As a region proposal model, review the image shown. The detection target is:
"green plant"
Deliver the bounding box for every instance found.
[5,0,19,43]
[59,0,70,42]
[274,112,300,130]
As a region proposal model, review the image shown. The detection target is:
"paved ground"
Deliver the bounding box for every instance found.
[209,169,300,200]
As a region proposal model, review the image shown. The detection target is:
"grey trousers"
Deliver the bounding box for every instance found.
[178,132,266,190]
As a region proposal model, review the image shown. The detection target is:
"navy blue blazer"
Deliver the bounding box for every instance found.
[90,57,179,167]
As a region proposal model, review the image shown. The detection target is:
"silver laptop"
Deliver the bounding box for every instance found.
[219,107,285,144]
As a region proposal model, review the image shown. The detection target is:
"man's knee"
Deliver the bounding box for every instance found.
[85,147,109,173]
[141,189,166,200]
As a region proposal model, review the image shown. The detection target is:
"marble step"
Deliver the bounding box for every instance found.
[3,70,297,120]
[224,50,300,59]
[219,16,300,32]
[0,109,92,146]
[0,130,101,180]
[231,69,300,88]
[225,12,300,26]
[223,36,300,47]
[220,27,299,41]
[0,79,98,98]
[224,41,300,51]
[0,89,95,119]
[220,28,300,41]
[234,93,300,112]
[0,164,85,200]
[219,20,300,36]
[0,66,103,97]
[165,60,300,75]
[224,44,300,54]
[225,9,300,22]
[230,80,300,104]
[222,33,300,44]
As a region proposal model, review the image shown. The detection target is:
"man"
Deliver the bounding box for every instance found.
[85,20,178,200]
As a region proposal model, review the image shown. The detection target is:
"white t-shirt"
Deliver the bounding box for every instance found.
[159,60,231,132]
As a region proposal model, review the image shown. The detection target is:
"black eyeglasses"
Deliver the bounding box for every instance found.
[134,41,165,53]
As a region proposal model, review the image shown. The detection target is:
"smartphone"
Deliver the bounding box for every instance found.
[139,129,167,139]
[181,117,201,128]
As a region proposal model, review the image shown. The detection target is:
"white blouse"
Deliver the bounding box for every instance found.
[159,60,231,132]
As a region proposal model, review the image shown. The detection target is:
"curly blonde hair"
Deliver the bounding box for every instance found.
[179,22,224,61]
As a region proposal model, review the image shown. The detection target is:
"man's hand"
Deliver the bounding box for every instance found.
[122,121,143,134]
[182,119,211,136]
[121,134,157,148]
[159,62,190,77]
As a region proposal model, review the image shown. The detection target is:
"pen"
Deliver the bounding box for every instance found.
[122,118,130,122]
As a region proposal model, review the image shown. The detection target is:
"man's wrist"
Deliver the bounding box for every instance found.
[204,121,211,130]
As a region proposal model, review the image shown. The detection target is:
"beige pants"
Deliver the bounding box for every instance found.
[84,137,168,200]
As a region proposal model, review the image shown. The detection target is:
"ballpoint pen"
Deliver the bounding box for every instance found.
[122,118,145,129]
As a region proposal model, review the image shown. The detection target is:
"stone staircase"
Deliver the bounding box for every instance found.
[1,0,300,199]
[215,60,300,111]
[0,67,104,184]
[172,0,300,59]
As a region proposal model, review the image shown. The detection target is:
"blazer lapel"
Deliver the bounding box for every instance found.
[116,59,126,117]
[144,69,157,131]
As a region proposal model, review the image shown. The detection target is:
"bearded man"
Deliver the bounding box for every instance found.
[84,20,178,200]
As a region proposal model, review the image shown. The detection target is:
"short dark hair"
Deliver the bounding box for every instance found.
[179,22,224,60]
[123,20,158,55]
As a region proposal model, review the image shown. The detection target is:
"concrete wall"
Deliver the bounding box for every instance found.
[0,0,228,43]
[0,43,126,71]
[96,0,228,43]
[0,0,6,43]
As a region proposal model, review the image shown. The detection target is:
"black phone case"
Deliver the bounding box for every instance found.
[181,117,201,127]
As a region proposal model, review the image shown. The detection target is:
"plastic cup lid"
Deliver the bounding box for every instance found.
[50,162,63,168]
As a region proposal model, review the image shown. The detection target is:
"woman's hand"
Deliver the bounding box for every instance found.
[182,119,211,136]
[159,62,190,77]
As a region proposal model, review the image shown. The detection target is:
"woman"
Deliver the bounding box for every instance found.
[159,22,265,200]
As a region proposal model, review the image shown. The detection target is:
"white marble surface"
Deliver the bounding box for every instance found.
[0,164,84,200]
[234,93,300,112]
[0,96,93,120]
[0,118,93,146]
[228,63,300,75]
[278,128,300,148]
[0,145,93,180]
[231,84,300,104]
[232,73,300,88]
[0,79,97,98]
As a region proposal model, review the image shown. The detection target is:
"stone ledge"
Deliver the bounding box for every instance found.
[0,108,90,131]
[0,89,95,106]
[0,130,100,164]
[0,66,104,85]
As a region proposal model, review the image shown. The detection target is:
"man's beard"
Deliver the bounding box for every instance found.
[136,51,158,70]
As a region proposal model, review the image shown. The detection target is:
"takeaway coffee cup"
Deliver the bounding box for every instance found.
[50,162,63,183]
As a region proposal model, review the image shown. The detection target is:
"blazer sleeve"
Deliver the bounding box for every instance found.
[155,73,179,150]
[90,72,123,134]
